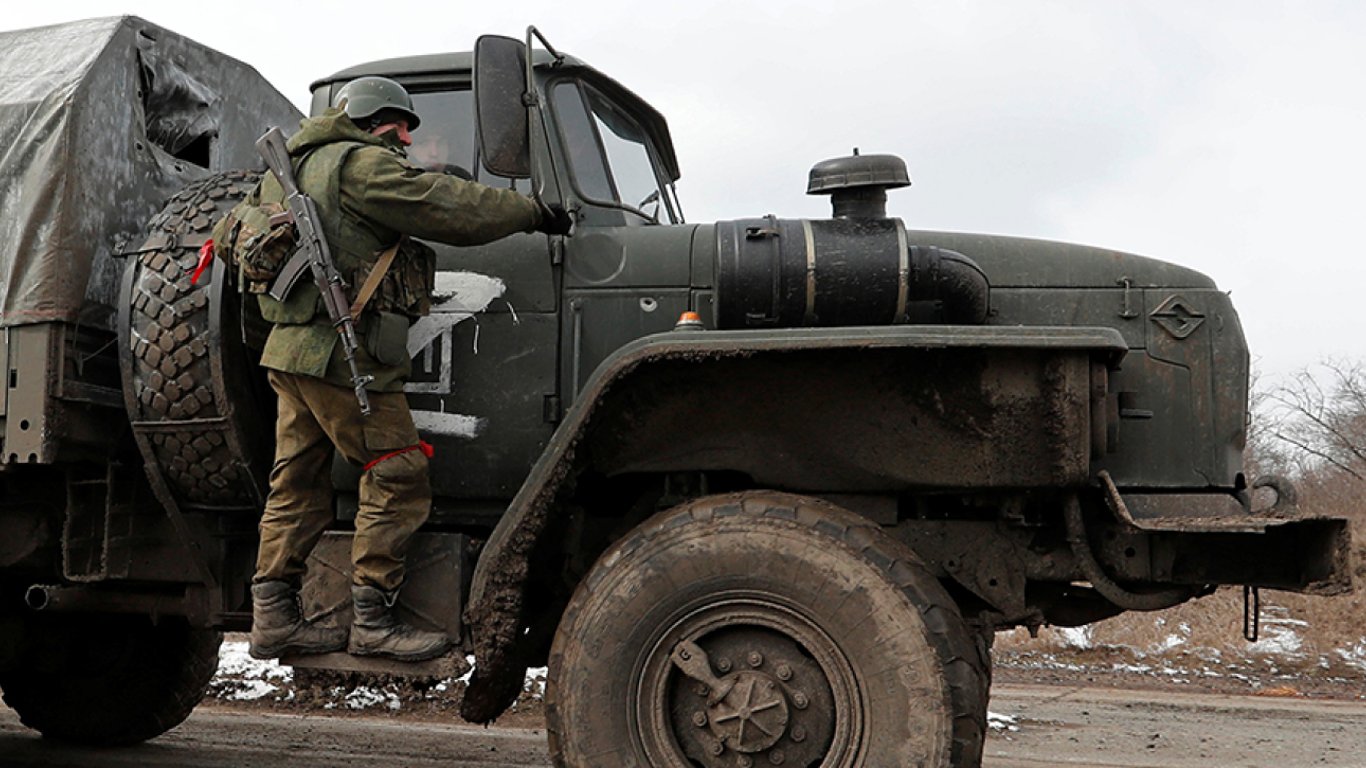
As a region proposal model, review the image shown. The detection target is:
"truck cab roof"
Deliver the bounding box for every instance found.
[309,49,680,182]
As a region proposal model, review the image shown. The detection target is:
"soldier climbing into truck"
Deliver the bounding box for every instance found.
[229,75,569,662]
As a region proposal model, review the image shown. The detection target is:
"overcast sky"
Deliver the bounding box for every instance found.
[4,1,1363,381]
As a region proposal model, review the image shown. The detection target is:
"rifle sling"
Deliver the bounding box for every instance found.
[349,238,403,321]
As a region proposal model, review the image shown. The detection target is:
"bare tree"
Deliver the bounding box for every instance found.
[1261,359,1366,482]
[1246,369,1294,480]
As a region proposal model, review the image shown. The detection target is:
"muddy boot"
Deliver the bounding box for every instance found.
[348,585,450,662]
[249,580,348,660]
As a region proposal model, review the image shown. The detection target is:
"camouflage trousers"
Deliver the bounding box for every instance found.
[254,369,431,592]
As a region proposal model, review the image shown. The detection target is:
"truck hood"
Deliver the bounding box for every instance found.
[904,230,1217,290]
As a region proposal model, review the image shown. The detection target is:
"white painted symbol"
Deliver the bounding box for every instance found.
[405,271,505,438]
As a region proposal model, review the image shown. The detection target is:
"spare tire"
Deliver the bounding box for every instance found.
[118,170,275,512]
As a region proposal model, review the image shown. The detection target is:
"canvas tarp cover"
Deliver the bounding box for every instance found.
[0,16,303,329]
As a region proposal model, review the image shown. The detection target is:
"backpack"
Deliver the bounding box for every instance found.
[211,189,298,294]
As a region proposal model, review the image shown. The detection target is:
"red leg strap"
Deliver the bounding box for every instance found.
[363,440,435,473]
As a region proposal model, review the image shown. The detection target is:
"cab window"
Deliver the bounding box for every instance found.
[552,81,673,223]
[407,89,528,192]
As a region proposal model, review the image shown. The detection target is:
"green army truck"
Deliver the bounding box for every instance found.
[0,17,1351,768]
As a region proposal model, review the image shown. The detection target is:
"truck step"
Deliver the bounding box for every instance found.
[282,650,471,679]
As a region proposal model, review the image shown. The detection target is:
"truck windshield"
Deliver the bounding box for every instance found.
[552,81,674,223]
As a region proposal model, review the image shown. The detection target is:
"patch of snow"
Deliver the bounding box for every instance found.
[1156,634,1186,652]
[209,646,548,709]
[524,666,548,698]
[1336,640,1366,673]
[216,641,292,682]
[1248,627,1304,657]
[226,679,280,702]
[345,686,402,711]
[458,654,477,684]
[988,712,1020,732]
[1055,626,1093,649]
[1245,605,1307,657]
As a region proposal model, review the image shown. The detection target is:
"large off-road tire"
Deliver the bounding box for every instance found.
[546,491,990,768]
[0,614,222,745]
[120,170,274,510]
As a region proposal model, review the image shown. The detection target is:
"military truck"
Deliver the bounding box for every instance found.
[0,16,1351,768]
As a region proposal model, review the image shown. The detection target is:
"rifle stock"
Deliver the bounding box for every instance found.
[255,127,374,416]
[255,129,298,197]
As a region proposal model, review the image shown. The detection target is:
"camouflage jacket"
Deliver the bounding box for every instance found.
[255,109,541,392]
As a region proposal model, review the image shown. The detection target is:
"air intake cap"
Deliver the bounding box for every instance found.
[807,151,910,219]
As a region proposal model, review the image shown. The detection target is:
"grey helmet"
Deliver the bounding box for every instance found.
[335,76,421,130]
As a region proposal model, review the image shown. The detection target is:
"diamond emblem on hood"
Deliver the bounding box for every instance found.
[1149,295,1205,340]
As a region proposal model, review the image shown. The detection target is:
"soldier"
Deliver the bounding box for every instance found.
[245,76,570,661]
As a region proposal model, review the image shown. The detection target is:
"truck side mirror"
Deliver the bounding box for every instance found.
[473,34,532,179]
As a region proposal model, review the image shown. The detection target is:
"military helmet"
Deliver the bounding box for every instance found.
[335,76,421,130]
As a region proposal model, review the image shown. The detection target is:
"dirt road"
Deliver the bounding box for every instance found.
[985,685,1364,767]
[1,683,1361,767]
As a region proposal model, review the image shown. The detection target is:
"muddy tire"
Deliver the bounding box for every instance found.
[0,614,221,745]
[121,170,273,509]
[546,491,990,767]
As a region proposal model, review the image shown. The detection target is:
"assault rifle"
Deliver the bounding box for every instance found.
[255,127,373,415]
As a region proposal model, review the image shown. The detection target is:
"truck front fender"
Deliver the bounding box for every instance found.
[459,324,1125,722]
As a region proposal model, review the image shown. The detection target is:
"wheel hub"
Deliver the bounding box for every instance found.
[701,669,790,753]
[667,631,836,767]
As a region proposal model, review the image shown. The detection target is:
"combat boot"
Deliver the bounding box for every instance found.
[348,584,451,662]
[249,580,349,659]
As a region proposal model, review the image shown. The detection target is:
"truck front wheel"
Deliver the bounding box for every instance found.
[546,491,989,767]
[0,613,221,745]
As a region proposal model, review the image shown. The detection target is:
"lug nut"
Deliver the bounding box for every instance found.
[696,683,710,697]
[769,749,786,765]
[738,756,753,768]
[692,711,708,727]
[792,692,808,710]
[790,725,807,743]
[716,657,732,673]
[747,651,763,668]
[710,741,724,756]
[775,663,792,681]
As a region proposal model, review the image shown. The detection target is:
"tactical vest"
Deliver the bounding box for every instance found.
[256,142,435,325]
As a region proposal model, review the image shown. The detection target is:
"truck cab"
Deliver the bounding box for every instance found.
[309,51,693,508]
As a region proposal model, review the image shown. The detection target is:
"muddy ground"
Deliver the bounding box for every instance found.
[4,632,1363,767]
[3,680,1364,767]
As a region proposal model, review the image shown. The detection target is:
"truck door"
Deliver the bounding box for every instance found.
[399,87,559,502]
[548,78,691,401]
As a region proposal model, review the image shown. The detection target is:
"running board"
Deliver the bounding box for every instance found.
[284,649,471,679]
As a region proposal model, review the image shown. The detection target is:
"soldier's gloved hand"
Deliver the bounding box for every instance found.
[536,202,573,236]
